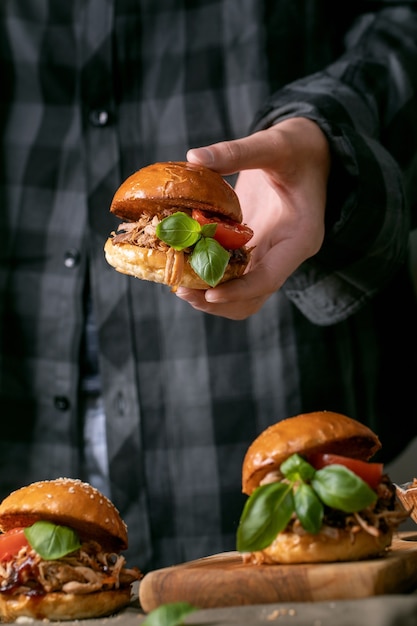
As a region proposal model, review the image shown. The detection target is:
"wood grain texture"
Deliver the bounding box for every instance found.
[139,532,417,612]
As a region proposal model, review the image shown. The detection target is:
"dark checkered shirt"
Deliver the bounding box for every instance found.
[1,0,417,570]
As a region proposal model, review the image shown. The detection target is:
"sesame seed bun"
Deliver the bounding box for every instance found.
[0,479,141,621]
[0,477,128,551]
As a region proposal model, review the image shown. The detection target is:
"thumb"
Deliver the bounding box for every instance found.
[187,129,282,176]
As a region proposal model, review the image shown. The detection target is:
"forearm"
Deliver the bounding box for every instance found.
[253,6,417,324]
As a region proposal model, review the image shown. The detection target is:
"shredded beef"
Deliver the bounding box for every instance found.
[0,540,142,597]
[111,210,186,250]
[110,211,251,263]
[286,473,409,538]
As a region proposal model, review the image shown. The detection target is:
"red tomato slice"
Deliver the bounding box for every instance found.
[192,209,253,250]
[308,453,383,490]
[0,528,30,562]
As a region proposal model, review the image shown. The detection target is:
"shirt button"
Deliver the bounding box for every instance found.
[89,109,110,126]
[64,249,80,268]
[54,396,70,411]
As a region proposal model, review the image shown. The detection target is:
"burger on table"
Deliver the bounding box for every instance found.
[237,411,409,564]
[0,478,142,621]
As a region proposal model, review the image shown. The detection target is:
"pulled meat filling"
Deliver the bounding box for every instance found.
[110,211,250,264]
[0,540,142,596]
[261,472,408,540]
[322,475,408,537]
[111,210,176,251]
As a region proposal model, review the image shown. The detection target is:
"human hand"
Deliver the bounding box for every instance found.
[176,117,331,320]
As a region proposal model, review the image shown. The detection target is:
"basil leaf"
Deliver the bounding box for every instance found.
[201,222,217,238]
[281,453,316,482]
[156,212,202,250]
[312,465,378,512]
[294,483,323,534]
[24,521,81,560]
[141,602,197,626]
[236,482,294,552]
[190,237,230,287]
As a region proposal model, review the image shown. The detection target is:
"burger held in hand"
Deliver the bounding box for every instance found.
[237,411,409,564]
[104,161,253,290]
[0,478,142,621]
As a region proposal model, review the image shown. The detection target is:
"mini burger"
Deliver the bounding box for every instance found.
[0,478,142,621]
[237,411,409,564]
[104,161,253,289]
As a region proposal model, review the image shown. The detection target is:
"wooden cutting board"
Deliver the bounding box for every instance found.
[139,532,417,612]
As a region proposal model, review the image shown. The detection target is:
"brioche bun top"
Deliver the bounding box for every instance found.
[0,478,128,551]
[242,411,381,495]
[110,161,242,223]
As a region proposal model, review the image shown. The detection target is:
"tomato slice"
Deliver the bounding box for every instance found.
[0,528,30,562]
[192,209,253,250]
[308,453,383,490]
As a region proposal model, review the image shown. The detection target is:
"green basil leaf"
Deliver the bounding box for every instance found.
[190,237,230,287]
[156,212,202,250]
[141,602,197,626]
[201,222,217,238]
[294,483,323,534]
[312,465,378,512]
[236,482,294,552]
[24,521,81,560]
[280,453,316,482]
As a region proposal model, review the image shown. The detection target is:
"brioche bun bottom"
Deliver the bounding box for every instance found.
[244,527,393,565]
[0,588,132,622]
[104,238,248,289]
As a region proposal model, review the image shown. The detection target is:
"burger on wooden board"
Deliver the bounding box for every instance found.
[104,161,254,290]
[237,411,409,564]
[0,478,142,621]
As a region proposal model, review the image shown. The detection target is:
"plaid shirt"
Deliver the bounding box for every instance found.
[1,1,417,570]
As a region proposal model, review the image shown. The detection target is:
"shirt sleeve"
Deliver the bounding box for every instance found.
[252,5,417,325]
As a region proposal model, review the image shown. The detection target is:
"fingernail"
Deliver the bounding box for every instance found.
[187,147,214,166]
